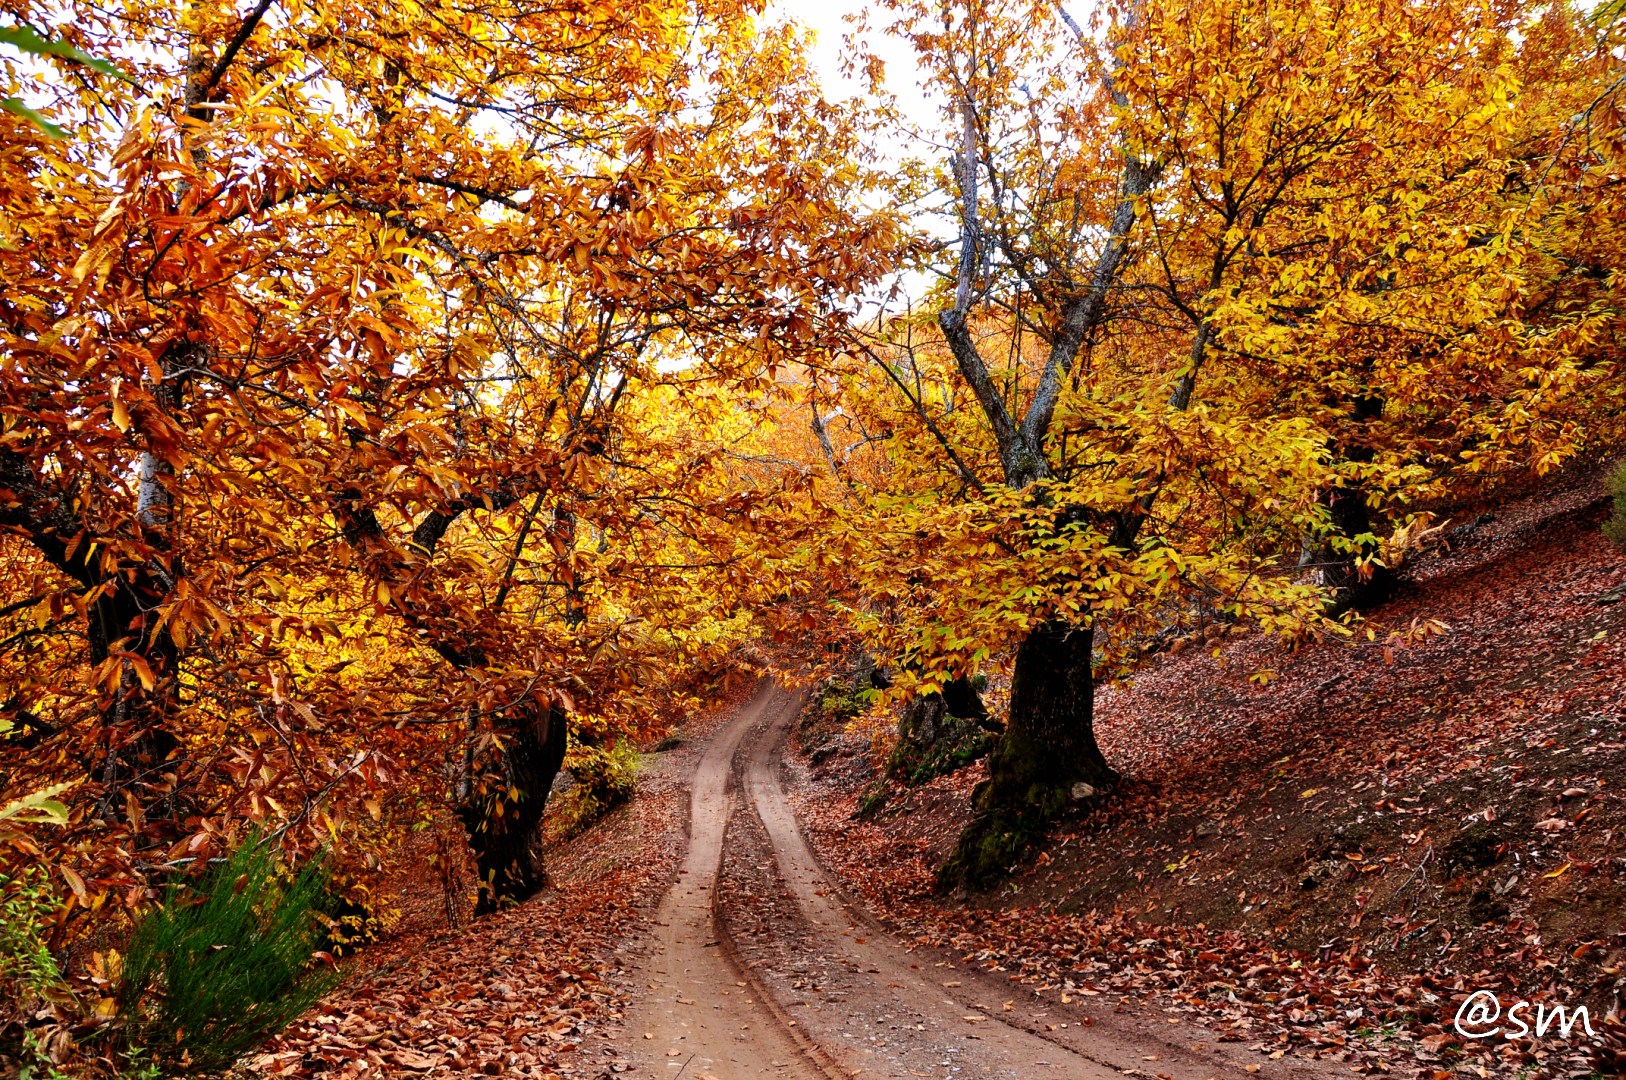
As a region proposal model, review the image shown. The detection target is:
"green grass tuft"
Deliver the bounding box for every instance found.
[1605,461,1626,550]
[117,835,339,1073]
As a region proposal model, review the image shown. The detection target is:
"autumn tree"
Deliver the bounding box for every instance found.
[1117,0,1620,612]
[803,0,1622,888]
[1,0,898,917]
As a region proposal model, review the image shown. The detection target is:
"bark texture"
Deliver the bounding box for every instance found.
[1319,483,1397,614]
[860,676,995,816]
[938,623,1117,890]
[461,701,569,915]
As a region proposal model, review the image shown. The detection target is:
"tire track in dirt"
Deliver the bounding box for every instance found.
[738,684,1343,1080]
[628,683,1342,1079]
[624,683,823,1080]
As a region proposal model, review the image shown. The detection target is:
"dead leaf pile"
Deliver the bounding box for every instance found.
[249,686,754,1078]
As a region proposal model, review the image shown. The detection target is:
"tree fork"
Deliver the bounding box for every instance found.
[923,0,1155,890]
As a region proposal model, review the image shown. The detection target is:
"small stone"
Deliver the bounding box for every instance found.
[1071,782,1097,800]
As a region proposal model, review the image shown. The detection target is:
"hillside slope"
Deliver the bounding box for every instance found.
[792,475,1626,1078]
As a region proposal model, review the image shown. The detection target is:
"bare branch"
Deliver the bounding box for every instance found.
[1018,1,1158,460]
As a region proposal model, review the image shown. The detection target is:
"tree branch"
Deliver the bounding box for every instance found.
[492,491,546,613]
[189,0,278,117]
[1019,1,1158,460]
[414,175,528,211]
[937,308,1024,480]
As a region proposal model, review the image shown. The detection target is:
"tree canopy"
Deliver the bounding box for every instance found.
[1,0,1621,1032]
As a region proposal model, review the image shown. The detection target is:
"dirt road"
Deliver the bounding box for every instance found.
[626,683,1337,1079]
[623,685,818,1080]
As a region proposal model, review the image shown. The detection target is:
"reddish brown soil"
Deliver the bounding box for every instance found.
[249,683,756,1079]
[618,681,1318,1080]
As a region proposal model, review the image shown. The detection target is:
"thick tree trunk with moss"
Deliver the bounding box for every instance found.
[860,676,996,815]
[937,622,1117,890]
[461,701,568,914]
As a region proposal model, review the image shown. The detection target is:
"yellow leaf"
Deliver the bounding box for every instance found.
[335,399,371,427]
[0,780,77,825]
[61,865,89,902]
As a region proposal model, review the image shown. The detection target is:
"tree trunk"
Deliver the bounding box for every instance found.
[937,622,1117,891]
[1317,392,1395,614]
[922,5,1151,890]
[1319,482,1396,615]
[96,339,190,827]
[460,700,568,915]
[2,420,186,827]
[861,676,996,815]
[88,559,186,829]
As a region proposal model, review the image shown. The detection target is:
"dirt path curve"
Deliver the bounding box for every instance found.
[736,687,1128,1079]
[629,683,1342,1079]
[624,683,822,1080]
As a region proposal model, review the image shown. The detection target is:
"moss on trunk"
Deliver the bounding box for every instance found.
[937,622,1117,890]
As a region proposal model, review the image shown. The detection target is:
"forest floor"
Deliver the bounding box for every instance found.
[623,683,1325,1080]
[251,680,1330,1080]
[248,684,758,1079]
[249,469,1624,1080]
[792,470,1626,1079]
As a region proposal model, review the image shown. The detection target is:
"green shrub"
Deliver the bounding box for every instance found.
[554,739,640,836]
[1,868,71,1075]
[817,680,870,724]
[0,867,67,1007]
[1606,461,1626,550]
[117,837,339,1073]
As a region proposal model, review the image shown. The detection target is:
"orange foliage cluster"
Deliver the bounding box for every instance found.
[0,0,897,931]
[0,0,1622,1063]
[786,0,1625,694]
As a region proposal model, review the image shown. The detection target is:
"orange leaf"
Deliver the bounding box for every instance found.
[129,655,156,691]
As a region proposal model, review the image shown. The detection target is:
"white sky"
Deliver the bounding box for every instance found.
[768,0,951,311]
[768,0,941,139]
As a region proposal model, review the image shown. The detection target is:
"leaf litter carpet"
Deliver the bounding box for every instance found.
[789,477,1625,1079]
